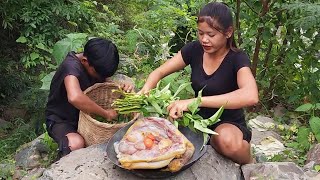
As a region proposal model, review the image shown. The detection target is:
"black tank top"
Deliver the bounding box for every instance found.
[181,41,251,122]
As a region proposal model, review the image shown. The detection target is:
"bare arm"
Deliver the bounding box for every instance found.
[167,66,259,119]
[140,51,187,93]
[64,75,117,120]
[200,67,259,109]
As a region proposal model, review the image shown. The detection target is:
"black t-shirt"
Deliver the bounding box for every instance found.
[45,52,96,125]
[181,41,251,122]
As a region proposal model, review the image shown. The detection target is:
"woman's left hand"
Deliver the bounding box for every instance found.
[167,99,194,119]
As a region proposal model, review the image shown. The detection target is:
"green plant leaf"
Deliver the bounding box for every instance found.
[16,36,27,43]
[286,142,299,149]
[295,103,313,112]
[36,43,52,53]
[315,103,320,110]
[52,40,72,65]
[297,126,311,150]
[52,33,87,65]
[66,33,88,40]
[173,82,192,98]
[187,98,200,115]
[30,52,40,61]
[309,116,320,142]
[173,120,178,128]
[40,71,55,90]
[67,21,78,27]
[162,72,180,85]
[315,165,320,172]
[188,89,203,115]
[183,115,190,126]
[150,101,163,114]
[193,121,218,135]
[201,133,209,150]
[207,106,224,125]
[160,82,171,93]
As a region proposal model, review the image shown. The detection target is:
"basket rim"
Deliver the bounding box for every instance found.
[83,81,119,94]
[80,80,139,126]
[79,111,140,127]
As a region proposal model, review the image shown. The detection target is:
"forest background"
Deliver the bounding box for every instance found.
[0,0,319,177]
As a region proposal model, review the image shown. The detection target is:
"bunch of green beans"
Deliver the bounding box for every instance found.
[112,90,146,114]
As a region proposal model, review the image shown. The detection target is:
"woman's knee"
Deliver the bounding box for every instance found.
[210,125,244,156]
[66,133,85,151]
[214,136,243,155]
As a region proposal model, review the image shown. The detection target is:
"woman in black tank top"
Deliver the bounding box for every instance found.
[140,2,259,165]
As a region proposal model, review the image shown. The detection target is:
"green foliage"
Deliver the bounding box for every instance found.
[113,81,191,116]
[0,61,29,103]
[0,0,124,102]
[39,33,88,90]
[177,89,224,147]
[160,66,194,99]
[283,2,320,30]
[120,0,208,78]
[0,161,15,180]
[40,72,56,91]
[1,0,319,169]
[224,0,320,108]
[41,124,58,166]
[0,118,37,162]
[295,103,320,142]
[52,33,88,65]
[2,0,123,69]
[269,123,310,166]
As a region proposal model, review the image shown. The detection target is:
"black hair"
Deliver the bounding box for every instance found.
[83,38,119,78]
[197,2,239,52]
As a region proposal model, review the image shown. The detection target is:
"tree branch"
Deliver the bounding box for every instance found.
[243,1,259,15]
[251,0,270,77]
[236,0,242,46]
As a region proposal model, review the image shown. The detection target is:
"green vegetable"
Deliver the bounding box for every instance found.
[177,88,224,149]
[112,81,192,117]
[112,80,224,148]
[92,114,132,124]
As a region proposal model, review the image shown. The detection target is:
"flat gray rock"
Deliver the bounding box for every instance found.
[39,143,241,180]
[241,162,319,180]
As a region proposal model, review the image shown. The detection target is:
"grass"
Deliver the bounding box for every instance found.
[0,118,38,179]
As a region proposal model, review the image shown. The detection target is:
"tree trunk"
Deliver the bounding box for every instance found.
[236,0,242,46]
[251,0,270,77]
[263,28,290,107]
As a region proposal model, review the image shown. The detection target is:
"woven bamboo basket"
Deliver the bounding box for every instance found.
[78,82,138,146]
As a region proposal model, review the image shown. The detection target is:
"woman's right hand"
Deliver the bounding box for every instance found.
[167,99,194,119]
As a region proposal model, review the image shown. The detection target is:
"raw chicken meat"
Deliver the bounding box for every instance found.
[114,117,195,172]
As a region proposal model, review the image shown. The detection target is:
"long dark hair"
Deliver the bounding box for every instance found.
[197,2,239,52]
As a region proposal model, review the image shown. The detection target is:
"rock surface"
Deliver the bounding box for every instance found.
[306,144,320,165]
[241,162,319,180]
[15,134,48,170]
[17,116,320,179]
[39,144,242,180]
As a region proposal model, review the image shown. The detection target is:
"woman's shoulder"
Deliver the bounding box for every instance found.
[228,49,250,61]
[228,49,251,68]
[184,40,202,49]
[181,41,203,65]
[181,40,202,55]
[229,49,248,57]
